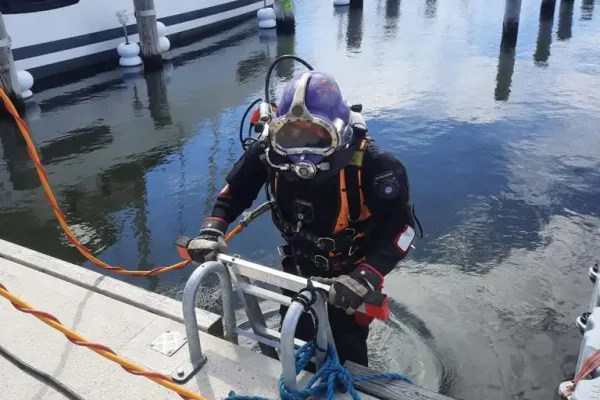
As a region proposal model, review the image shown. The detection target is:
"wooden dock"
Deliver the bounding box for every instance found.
[346,362,455,400]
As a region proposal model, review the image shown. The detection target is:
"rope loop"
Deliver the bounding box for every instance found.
[226,340,413,400]
[291,283,327,352]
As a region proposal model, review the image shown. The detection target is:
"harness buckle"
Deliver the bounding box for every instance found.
[344,228,357,237]
[293,221,303,233]
[278,245,288,257]
[316,237,336,252]
[348,246,358,256]
[313,255,330,271]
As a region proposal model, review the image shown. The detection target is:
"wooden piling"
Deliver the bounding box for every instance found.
[534,13,554,65]
[501,0,522,49]
[535,0,556,66]
[540,0,557,20]
[133,0,162,70]
[495,46,516,101]
[275,0,295,34]
[581,0,594,21]
[349,0,364,9]
[557,0,574,41]
[0,12,24,116]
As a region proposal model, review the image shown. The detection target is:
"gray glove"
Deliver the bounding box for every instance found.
[328,264,383,315]
[187,218,229,262]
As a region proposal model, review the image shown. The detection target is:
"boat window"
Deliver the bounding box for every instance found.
[0,0,79,14]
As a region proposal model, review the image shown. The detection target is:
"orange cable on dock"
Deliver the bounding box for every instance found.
[0,87,195,277]
[0,282,210,400]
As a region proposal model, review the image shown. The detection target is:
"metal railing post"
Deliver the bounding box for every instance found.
[280,289,333,392]
[172,260,236,383]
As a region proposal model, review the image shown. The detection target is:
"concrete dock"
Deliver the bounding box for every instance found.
[0,239,313,400]
[0,238,452,400]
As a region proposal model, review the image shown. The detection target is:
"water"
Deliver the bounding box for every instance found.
[1,0,600,398]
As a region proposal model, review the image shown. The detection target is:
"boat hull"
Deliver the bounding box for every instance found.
[4,0,271,78]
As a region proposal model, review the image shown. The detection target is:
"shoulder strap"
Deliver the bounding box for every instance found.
[345,139,371,224]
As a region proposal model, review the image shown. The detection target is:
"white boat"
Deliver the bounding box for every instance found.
[2,0,272,79]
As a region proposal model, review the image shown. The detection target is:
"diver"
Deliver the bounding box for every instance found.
[186,57,419,367]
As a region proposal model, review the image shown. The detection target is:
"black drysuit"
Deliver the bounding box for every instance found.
[209,138,414,366]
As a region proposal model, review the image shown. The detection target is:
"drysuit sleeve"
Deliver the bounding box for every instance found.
[361,144,415,277]
[210,142,269,225]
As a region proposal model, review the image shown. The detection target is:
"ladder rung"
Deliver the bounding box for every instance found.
[234,327,306,349]
[218,253,375,316]
[239,282,292,306]
[220,254,320,294]
[235,327,282,349]
[263,327,307,349]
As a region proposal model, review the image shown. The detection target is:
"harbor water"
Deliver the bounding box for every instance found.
[1,0,600,398]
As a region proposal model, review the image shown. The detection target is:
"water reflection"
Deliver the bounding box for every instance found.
[557,0,574,41]
[23,101,42,122]
[335,6,348,46]
[203,119,221,219]
[346,7,364,52]
[131,168,158,290]
[131,84,144,114]
[236,51,269,84]
[385,0,401,38]
[495,46,516,101]
[581,0,595,21]
[276,35,296,80]
[42,124,113,169]
[534,0,556,66]
[0,120,40,191]
[145,65,173,129]
[171,28,256,68]
[349,0,363,9]
[425,0,437,19]
[37,78,124,115]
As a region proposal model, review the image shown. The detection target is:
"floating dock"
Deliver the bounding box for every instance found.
[0,238,453,400]
[0,238,310,400]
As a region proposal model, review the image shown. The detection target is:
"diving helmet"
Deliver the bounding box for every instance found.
[264,71,357,180]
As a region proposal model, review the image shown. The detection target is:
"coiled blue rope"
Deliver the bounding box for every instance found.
[226,340,413,400]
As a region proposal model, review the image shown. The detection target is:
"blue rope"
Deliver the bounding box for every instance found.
[225,341,413,400]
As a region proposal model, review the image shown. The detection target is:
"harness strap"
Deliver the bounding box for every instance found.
[270,138,373,271]
[334,138,370,234]
[334,169,350,234]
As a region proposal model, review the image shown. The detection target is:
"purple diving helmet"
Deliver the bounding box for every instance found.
[264,71,360,180]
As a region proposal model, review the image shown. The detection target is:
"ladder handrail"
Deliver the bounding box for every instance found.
[174,260,237,383]
[280,288,333,391]
[175,253,386,385]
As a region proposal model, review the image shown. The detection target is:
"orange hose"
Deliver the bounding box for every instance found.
[0,87,200,276]
[0,282,210,400]
[224,225,243,241]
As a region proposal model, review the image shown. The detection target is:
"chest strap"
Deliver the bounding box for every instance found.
[337,138,371,234]
[270,139,373,270]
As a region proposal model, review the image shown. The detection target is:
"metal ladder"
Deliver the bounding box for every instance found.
[172,250,389,392]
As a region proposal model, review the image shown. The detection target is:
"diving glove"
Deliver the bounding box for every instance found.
[329,264,383,315]
[187,218,229,263]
